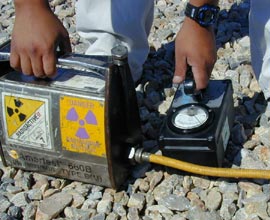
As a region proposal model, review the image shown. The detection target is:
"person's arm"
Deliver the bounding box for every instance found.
[10,0,71,77]
[173,0,219,90]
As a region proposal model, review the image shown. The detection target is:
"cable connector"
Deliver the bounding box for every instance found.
[128,147,150,164]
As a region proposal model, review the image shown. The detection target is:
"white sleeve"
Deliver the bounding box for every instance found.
[249,0,270,99]
[76,0,154,83]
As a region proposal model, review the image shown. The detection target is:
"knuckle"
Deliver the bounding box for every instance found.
[11,38,19,51]
[29,46,39,56]
[45,66,56,77]
[10,43,17,53]
[175,66,186,75]
[43,46,54,57]
[30,42,53,57]
[10,56,19,70]
[29,43,44,56]
[33,68,44,77]
[10,59,17,69]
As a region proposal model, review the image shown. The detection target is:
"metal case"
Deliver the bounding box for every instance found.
[0,42,142,189]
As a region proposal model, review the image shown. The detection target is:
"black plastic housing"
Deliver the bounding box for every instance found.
[159,80,234,168]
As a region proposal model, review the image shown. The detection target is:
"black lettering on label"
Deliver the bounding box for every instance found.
[11,160,22,166]
[15,112,41,138]
[14,161,56,173]
[84,173,102,183]
[20,154,62,167]
[68,163,92,173]
[61,169,83,179]
[11,153,103,183]
[61,168,102,183]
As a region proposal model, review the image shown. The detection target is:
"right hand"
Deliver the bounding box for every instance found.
[10,1,71,78]
[173,17,217,90]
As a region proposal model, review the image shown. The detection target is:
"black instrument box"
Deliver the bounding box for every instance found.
[159,79,234,167]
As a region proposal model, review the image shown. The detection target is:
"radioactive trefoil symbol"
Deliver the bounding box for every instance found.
[7,99,26,122]
[66,107,97,139]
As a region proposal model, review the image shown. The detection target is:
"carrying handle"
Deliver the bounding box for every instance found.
[0,40,108,79]
[183,65,196,95]
[183,65,204,101]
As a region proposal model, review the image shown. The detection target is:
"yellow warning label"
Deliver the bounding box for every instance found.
[4,95,44,137]
[60,96,106,157]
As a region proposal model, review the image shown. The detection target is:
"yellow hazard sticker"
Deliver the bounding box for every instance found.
[60,96,106,157]
[2,93,52,149]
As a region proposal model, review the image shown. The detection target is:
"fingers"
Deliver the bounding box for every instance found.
[31,55,45,77]
[43,50,57,77]
[10,45,57,78]
[174,36,214,90]
[174,62,210,90]
[20,55,33,76]
[10,50,21,72]
[174,50,211,90]
[42,33,71,77]
[9,5,72,79]
[10,50,48,78]
[10,37,71,78]
[191,65,209,90]
[173,17,217,91]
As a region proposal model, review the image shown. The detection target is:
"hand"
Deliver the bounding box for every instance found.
[10,1,71,78]
[173,17,217,90]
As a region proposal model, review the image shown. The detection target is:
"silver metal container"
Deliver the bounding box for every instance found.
[0,41,142,189]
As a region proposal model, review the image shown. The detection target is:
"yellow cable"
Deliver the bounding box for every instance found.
[149,154,270,179]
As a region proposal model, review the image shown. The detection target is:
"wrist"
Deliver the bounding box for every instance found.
[14,0,50,11]
[189,0,218,7]
[185,2,219,27]
[184,17,214,32]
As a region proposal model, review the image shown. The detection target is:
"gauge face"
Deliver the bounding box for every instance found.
[172,104,209,130]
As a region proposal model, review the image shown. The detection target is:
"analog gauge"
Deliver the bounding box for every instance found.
[168,103,213,133]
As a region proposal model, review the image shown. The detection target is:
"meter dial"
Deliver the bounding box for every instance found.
[168,103,214,133]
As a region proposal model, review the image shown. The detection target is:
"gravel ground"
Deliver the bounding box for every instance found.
[1,0,270,219]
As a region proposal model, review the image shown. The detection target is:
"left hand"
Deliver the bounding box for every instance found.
[173,17,217,90]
